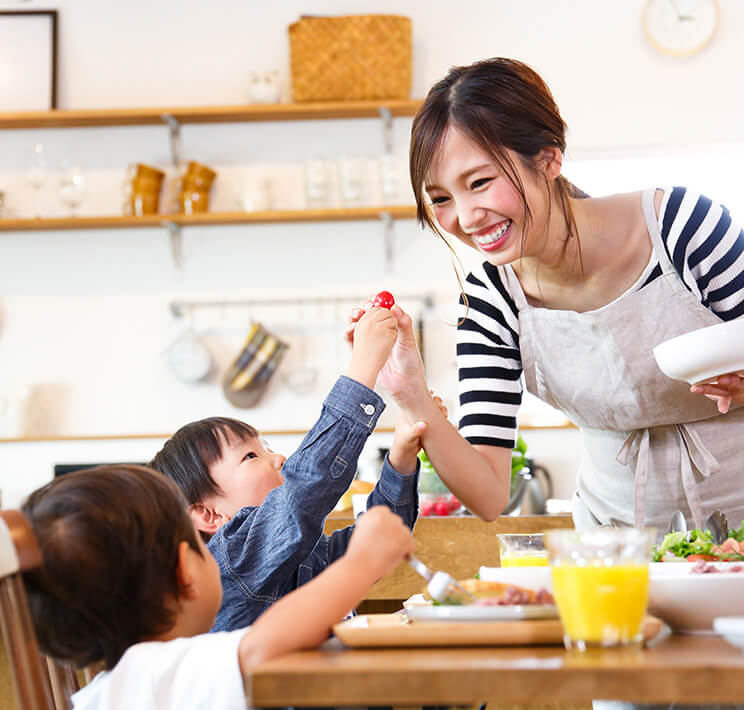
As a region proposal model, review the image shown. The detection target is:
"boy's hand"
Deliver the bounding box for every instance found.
[389,394,448,474]
[345,306,397,389]
[345,299,427,404]
[345,506,415,578]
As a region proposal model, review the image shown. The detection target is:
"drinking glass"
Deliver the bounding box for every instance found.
[545,527,655,650]
[58,165,86,216]
[339,156,365,206]
[379,154,399,203]
[26,143,47,218]
[497,533,548,567]
[304,158,331,208]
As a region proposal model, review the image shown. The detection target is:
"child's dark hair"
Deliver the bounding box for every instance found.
[149,416,259,507]
[21,464,203,670]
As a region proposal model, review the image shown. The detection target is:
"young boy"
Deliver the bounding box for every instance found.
[150,304,435,631]
[22,464,414,710]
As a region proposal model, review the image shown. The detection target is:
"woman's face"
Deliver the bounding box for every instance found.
[425,126,545,265]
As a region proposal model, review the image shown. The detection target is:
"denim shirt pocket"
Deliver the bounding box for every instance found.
[294,415,357,480]
[297,562,315,587]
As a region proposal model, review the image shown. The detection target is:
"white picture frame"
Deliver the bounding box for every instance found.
[0,10,58,111]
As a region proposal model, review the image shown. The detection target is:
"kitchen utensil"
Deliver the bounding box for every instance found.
[502,459,552,516]
[163,325,212,384]
[667,509,688,535]
[653,319,744,384]
[407,555,475,605]
[704,510,729,545]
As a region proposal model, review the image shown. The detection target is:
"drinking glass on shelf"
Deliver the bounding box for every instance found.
[26,143,47,218]
[304,158,331,208]
[339,155,365,207]
[379,154,400,203]
[58,165,87,216]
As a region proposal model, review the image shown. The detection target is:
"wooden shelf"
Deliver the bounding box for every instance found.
[0,99,423,130]
[0,206,417,232]
[0,421,576,444]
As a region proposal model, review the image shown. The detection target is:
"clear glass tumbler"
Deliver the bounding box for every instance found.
[545,527,655,650]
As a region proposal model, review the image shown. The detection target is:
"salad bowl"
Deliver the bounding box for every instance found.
[649,563,744,634]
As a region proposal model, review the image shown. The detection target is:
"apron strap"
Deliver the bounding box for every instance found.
[616,424,720,529]
[617,428,651,526]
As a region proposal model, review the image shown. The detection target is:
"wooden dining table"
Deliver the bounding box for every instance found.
[250,632,744,707]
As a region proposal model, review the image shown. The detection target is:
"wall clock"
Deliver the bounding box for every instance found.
[643,0,719,57]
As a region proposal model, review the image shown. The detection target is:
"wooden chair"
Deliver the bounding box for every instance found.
[0,509,86,710]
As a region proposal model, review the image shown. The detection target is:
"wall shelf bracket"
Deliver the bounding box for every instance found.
[162,220,182,270]
[161,113,183,169]
[378,106,393,154]
[379,211,394,273]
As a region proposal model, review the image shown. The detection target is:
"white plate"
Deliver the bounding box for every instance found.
[713,617,744,652]
[653,319,744,384]
[405,603,559,622]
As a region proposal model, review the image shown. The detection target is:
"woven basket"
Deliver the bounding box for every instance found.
[288,14,412,102]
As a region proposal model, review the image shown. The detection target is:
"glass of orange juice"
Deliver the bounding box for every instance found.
[497,533,549,567]
[545,528,655,650]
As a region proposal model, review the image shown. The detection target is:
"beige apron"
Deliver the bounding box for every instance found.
[506,188,744,534]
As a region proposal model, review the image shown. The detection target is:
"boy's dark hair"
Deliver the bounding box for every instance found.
[21,464,203,670]
[149,416,259,506]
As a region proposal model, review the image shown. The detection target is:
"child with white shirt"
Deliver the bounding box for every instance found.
[21,464,414,710]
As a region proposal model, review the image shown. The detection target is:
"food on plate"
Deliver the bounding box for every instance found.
[653,521,744,562]
[689,560,744,574]
[420,493,461,517]
[371,290,395,309]
[334,479,375,512]
[424,578,555,606]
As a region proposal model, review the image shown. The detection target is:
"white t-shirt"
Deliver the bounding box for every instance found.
[72,629,249,710]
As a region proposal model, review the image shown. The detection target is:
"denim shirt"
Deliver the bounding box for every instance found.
[209,375,420,632]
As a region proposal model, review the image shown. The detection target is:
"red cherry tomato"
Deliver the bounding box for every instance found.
[372,290,395,309]
[421,500,436,517]
[434,500,451,516]
[448,495,461,512]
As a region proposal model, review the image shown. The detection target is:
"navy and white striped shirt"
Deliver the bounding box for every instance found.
[456,187,744,449]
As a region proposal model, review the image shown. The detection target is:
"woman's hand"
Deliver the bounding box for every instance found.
[345,298,428,405]
[690,371,744,414]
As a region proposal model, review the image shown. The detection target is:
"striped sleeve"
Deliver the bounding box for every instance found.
[658,186,744,320]
[456,262,522,449]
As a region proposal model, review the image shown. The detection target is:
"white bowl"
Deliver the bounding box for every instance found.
[713,616,744,652]
[648,562,744,633]
[653,319,744,385]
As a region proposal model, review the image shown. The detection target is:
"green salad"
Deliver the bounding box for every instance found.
[653,521,744,562]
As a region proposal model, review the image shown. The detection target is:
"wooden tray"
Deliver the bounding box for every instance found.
[333,613,666,648]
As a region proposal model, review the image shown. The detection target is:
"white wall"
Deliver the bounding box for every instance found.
[1,0,743,507]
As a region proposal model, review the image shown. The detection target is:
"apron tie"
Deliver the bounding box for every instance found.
[617,424,720,529]
[617,428,650,526]
[676,423,720,530]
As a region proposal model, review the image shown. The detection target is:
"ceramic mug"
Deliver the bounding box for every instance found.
[122,163,165,216]
[178,161,217,214]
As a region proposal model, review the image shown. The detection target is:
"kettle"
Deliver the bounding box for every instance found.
[502,458,553,516]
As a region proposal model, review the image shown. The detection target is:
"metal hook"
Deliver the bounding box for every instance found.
[378,106,393,155]
[162,220,182,271]
[379,211,394,273]
[161,113,183,169]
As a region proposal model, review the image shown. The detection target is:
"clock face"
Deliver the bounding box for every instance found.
[643,0,719,57]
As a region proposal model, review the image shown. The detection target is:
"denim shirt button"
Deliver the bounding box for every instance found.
[361,403,375,415]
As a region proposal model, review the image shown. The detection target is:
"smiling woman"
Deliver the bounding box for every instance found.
[384,55,744,560]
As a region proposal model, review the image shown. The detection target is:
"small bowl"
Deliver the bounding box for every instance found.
[653,319,744,385]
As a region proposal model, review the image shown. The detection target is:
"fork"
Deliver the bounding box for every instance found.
[407,554,476,605]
